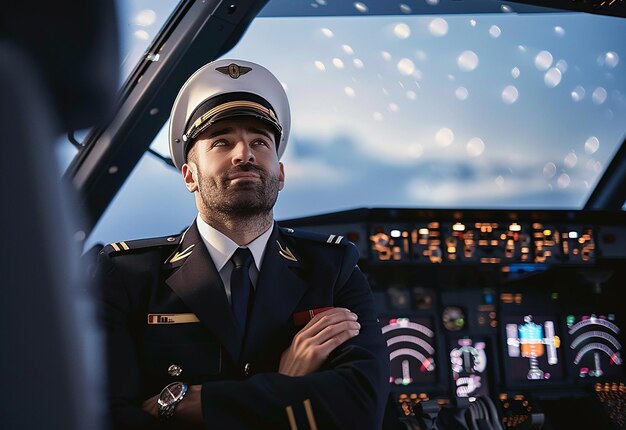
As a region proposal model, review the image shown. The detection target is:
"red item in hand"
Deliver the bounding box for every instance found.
[293,307,334,326]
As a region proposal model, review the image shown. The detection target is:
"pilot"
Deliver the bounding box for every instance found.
[96,58,390,429]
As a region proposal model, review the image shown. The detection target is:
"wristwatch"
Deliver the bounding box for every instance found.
[157,381,188,418]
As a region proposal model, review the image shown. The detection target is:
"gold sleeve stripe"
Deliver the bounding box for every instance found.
[303,399,318,430]
[110,243,120,252]
[285,405,298,430]
[120,241,130,250]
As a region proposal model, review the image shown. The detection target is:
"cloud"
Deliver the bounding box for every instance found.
[282,157,351,189]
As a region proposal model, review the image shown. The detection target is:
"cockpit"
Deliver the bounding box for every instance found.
[7,0,626,429]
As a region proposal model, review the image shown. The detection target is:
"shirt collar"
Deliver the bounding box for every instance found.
[195,214,273,272]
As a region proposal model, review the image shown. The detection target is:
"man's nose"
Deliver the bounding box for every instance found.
[232,141,255,165]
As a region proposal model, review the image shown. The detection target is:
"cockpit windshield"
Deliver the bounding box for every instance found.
[67,0,625,248]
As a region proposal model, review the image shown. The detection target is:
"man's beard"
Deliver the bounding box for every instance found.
[197,164,280,218]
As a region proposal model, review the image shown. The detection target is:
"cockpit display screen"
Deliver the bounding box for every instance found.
[449,337,490,398]
[382,316,437,386]
[565,313,623,380]
[503,314,564,383]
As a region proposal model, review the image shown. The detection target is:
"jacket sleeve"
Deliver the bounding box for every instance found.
[199,242,391,429]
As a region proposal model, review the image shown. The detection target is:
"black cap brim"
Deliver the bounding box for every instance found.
[182,92,282,160]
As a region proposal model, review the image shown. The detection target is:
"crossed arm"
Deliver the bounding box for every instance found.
[141,307,362,424]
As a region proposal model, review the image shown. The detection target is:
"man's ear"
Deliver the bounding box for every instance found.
[278,162,285,191]
[182,163,198,192]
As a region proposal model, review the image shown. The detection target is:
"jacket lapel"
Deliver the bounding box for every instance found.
[164,222,242,363]
[242,226,308,360]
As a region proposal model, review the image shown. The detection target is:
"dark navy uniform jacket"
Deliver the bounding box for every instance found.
[96,221,390,429]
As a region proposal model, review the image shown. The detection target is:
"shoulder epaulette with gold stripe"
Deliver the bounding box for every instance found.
[102,234,181,256]
[279,226,347,246]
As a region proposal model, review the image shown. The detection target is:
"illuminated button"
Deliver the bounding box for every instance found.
[168,364,182,376]
[244,362,252,376]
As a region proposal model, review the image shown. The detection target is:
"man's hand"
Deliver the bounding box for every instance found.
[279,307,360,377]
[141,384,203,427]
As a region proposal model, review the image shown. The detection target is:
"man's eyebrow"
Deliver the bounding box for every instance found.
[247,126,273,140]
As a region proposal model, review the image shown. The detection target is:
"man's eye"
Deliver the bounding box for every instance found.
[212,140,228,147]
[252,139,269,147]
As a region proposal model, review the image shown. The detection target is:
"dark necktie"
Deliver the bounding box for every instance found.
[230,247,254,335]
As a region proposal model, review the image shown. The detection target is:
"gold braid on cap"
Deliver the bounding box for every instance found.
[183,100,279,142]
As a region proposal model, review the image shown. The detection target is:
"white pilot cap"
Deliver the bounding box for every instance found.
[168,58,291,170]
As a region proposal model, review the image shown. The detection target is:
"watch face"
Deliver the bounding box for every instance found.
[158,381,188,418]
[160,382,184,405]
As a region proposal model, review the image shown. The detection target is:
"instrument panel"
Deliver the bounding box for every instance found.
[368,220,596,265]
[280,208,626,429]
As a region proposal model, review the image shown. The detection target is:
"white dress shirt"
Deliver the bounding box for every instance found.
[195,214,273,304]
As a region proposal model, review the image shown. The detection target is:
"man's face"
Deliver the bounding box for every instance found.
[182,117,285,218]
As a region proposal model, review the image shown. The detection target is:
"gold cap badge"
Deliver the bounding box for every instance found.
[216,63,252,79]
